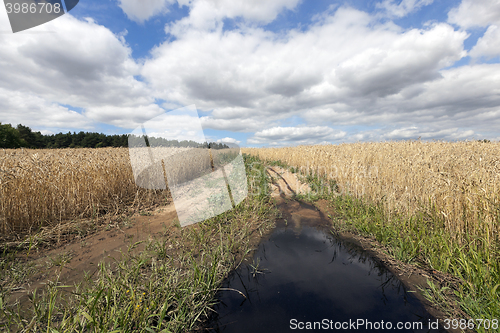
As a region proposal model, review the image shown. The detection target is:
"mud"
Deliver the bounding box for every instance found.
[203,166,462,333]
[6,203,180,308]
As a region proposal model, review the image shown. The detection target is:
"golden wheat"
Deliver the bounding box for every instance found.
[0,148,170,235]
[243,141,500,244]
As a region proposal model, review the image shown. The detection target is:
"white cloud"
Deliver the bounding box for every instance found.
[85,105,165,129]
[350,127,478,142]
[335,23,466,98]
[198,0,301,23]
[167,0,301,34]
[448,1,500,64]
[382,127,475,140]
[143,7,468,134]
[39,129,55,135]
[470,25,500,59]
[448,0,500,29]
[248,126,346,146]
[117,0,174,23]
[0,13,158,130]
[216,137,241,145]
[406,64,500,117]
[0,88,92,130]
[201,116,269,132]
[302,64,500,138]
[376,0,434,18]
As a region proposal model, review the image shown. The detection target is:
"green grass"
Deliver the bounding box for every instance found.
[0,154,277,332]
[268,158,500,332]
[327,196,500,327]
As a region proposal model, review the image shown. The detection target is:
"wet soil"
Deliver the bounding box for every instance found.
[203,167,463,333]
[5,203,180,309]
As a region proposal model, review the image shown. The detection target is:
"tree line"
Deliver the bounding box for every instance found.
[0,123,229,149]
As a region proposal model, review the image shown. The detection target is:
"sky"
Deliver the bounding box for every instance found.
[1,0,500,147]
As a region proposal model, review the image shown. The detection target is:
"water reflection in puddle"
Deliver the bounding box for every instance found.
[205,225,446,332]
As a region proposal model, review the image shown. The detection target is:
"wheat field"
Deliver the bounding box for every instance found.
[0,146,241,236]
[0,148,171,235]
[3,142,499,246]
[243,140,500,245]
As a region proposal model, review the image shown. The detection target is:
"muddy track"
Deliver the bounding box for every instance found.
[6,204,180,311]
[265,166,464,333]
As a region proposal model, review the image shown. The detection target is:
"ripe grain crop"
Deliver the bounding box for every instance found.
[128,146,241,189]
[242,140,500,247]
[129,146,199,189]
[0,148,170,236]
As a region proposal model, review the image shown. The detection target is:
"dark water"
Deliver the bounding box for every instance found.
[204,224,447,332]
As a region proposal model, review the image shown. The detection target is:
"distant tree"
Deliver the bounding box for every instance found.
[71,131,85,148]
[111,135,122,147]
[0,123,26,148]
[207,142,228,150]
[16,124,37,148]
[32,131,46,148]
[120,134,128,147]
[54,132,72,148]
[81,133,101,148]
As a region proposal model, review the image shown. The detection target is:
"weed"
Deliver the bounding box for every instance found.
[0,154,277,332]
[47,251,73,268]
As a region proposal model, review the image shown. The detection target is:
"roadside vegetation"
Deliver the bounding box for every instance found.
[244,142,500,331]
[0,154,277,332]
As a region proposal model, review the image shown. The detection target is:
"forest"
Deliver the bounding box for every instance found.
[0,123,229,149]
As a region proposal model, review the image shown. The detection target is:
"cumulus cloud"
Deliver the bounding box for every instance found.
[448,0,500,29]
[117,0,174,23]
[448,1,500,64]
[142,7,468,136]
[0,13,158,130]
[216,137,241,145]
[335,24,466,98]
[301,64,500,141]
[166,0,301,34]
[0,87,91,130]
[248,126,346,146]
[376,0,434,18]
[470,25,500,59]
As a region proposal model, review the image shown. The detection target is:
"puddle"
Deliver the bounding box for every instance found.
[204,200,447,332]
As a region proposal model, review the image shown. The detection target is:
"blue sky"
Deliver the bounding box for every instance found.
[1,0,500,147]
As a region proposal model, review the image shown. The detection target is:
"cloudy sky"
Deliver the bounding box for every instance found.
[1,0,499,147]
